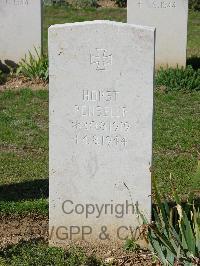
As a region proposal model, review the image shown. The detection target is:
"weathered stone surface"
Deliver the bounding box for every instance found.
[128,0,188,68]
[49,21,155,245]
[0,0,42,68]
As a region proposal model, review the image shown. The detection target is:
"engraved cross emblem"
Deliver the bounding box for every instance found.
[90,48,112,71]
[137,0,142,7]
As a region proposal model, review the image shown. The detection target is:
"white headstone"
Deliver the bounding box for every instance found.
[49,21,155,245]
[128,0,188,68]
[0,0,42,67]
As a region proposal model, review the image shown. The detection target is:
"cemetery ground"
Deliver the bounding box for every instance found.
[0,6,199,266]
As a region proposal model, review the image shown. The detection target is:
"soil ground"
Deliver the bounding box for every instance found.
[0,214,157,265]
[0,76,47,91]
[98,0,118,8]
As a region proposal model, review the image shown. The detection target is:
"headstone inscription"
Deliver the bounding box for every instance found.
[127,0,188,68]
[0,0,42,68]
[49,20,155,245]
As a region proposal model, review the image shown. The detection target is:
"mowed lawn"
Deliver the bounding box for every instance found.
[0,7,200,213]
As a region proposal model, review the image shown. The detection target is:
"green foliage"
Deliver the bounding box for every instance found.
[0,242,103,266]
[189,0,200,11]
[156,66,200,91]
[0,257,7,266]
[17,49,48,81]
[124,238,139,251]
[72,0,99,8]
[141,176,200,265]
[112,0,127,7]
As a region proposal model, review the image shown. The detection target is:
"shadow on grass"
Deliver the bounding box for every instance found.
[187,56,200,70]
[0,179,48,202]
[0,60,18,73]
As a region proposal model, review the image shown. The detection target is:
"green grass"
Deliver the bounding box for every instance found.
[0,241,103,265]
[0,89,48,185]
[154,91,200,196]
[0,89,48,214]
[0,199,48,215]
[0,89,200,214]
[187,11,200,58]
[43,7,200,62]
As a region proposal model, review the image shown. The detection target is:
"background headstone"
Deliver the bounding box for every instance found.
[0,0,42,69]
[128,0,188,68]
[49,20,155,245]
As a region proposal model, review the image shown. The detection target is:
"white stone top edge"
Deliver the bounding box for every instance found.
[48,20,155,32]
